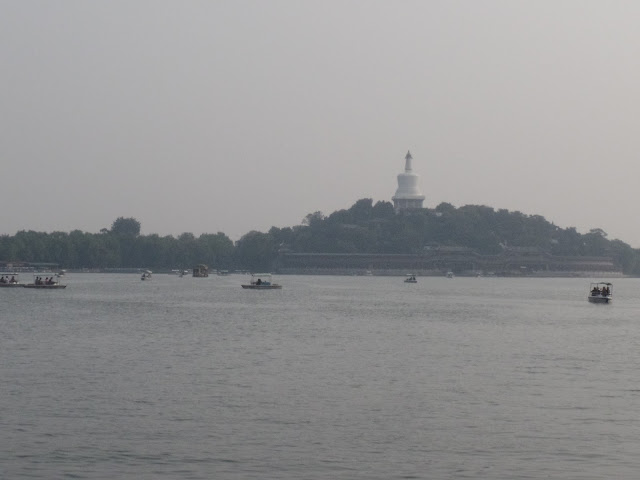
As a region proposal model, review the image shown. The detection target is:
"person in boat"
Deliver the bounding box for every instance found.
[256,278,262,285]
[591,286,599,295]
[10,276,16,283]
[0,276,6,283]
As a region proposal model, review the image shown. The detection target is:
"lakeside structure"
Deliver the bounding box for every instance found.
[0,261,60,272]
[277,247,622,277]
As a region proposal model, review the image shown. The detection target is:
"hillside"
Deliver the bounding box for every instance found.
[261,199,637,274]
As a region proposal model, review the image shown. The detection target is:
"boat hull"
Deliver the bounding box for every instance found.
[588,296,611,304]
[241,284,282,289]
[0,283,23,288]
[24,284,67,289]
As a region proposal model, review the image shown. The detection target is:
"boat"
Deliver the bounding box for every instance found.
[141,270,152,281]
[588,282,612,304]
[217,270,229,276]
[404,274,417,283]
[23,273,66,289]
[446,271,454,278]
[0,273,22,287]
[241,273,282,289]
[193,264,209,277]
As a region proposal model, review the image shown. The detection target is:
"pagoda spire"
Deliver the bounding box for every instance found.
[405,150,413,172]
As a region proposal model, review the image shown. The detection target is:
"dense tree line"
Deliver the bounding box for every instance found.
[0,218,234,271]
[1,203,640,274]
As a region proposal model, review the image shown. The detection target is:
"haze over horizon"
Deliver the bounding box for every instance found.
[3,1,640,245]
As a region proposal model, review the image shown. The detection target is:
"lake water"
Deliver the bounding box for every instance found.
[2,274,640,479]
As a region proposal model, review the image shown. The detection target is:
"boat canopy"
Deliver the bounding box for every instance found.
[589,282,612,294]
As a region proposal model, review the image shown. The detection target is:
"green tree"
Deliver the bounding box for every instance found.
[235,231,276,271]
[302,211,325,227]
[110,217,141,236]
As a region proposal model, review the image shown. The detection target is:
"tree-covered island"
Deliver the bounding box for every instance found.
[1,201,638,275]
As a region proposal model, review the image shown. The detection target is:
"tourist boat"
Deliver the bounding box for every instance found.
[24,273,66,289]
[141,270,152,281]
[193,264,209,277]
[588,282,612,304]
[404,274,417,283]
[241,273,282,289]
[0,273,22,287]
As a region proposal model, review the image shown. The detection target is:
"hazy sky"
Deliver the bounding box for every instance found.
[3,1,640,244]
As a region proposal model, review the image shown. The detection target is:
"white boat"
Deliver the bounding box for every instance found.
[241,273,282,289]
[0,273,22,288]
[446,271,454,278]
[404,274,417,283]
[588,282,612,304]
[141,270,152,281]
[24,273,66,289]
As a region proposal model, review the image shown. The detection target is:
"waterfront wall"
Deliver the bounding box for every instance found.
[277,251,623,277]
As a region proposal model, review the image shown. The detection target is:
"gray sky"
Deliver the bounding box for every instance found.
[3,1,640,244]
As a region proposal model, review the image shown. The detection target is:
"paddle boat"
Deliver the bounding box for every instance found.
[241,273,282,289]
[404,274,417,283]
[0,273,22,288]
[588,282,612,304]
[24,273,67,289]
[141,270,152,281]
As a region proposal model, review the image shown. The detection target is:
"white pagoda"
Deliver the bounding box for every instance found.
[392,150,425,212]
